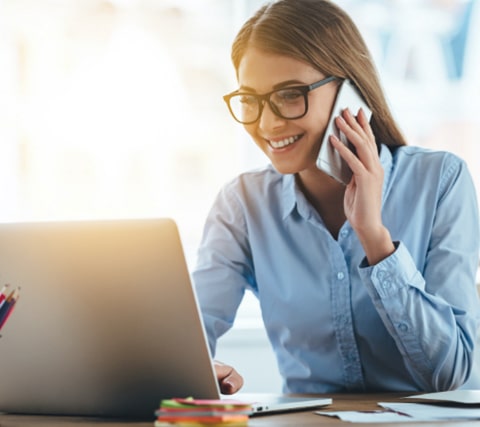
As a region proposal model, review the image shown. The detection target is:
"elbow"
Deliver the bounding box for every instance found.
[430,343,475,391]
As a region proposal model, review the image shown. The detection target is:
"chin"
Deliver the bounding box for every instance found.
[270,162,301,175]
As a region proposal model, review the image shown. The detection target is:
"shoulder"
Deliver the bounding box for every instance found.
[210,165,289,223]
[386,144,478,203]
[221,164,284,198]
[391,145,463,167]
[389,145,469,190]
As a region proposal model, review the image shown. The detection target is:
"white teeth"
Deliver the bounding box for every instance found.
[269,135,300,148]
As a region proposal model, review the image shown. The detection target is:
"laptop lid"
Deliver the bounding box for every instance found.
[0,218,220,419]
[0,218,331,419]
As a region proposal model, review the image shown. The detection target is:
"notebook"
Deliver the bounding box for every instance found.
[0,218,331,419]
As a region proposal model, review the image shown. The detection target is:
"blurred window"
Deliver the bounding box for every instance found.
[0,0,478,328]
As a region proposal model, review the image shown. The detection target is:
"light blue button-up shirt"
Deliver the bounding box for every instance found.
[193,145,480,393]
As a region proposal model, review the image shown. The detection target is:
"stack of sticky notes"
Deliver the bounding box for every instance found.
[0,285,20,334]
[155,397,252,426]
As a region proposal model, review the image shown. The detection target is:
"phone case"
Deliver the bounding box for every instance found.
[316,79,372,185]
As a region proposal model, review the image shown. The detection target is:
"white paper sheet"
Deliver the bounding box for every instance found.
[316,410,416,423]
[316,390,480,423]
[379,402,480,420]
[403,389,480,404]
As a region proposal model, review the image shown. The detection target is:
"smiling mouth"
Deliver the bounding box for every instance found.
[268,134,301,149]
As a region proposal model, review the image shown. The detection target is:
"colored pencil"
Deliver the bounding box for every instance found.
[0,286,20,331]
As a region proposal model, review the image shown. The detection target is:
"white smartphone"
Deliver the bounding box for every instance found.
[316,79,372,185]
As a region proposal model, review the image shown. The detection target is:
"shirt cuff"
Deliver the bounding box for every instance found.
[358,241,425,299]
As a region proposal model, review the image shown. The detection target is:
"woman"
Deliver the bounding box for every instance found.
[193,0,480,394]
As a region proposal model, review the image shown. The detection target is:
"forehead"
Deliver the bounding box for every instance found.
[237,47,323,92]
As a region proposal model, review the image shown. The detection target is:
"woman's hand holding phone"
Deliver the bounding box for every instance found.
[330,108,395,266]
[316,79,371,185]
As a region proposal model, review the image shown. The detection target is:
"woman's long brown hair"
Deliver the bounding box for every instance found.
[231,0,407,148]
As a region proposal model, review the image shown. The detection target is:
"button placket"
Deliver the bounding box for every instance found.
[329,241,365,391]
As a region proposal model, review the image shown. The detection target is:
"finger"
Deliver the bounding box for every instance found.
[342,108,364,134]
[357,108,375,140]
[335,111,377,166]
[214,361,244,394]
[329,133,364,176]
[335,114,370,159]
[220,370,243,394]
[341,109,375,151]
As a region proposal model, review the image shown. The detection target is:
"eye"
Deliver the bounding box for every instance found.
[275,88,304,103]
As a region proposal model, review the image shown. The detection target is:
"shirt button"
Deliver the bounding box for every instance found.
[340,229,349,238]
[337,272,345,280]
[398,323,408,332]
[346,353,354,363]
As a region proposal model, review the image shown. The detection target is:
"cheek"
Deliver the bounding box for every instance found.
[243,124,262,145]
[309,98,332,125]
[243,124,255,136]
[305,95,337,137]
[303,112,329,141]
[310,83,338,121]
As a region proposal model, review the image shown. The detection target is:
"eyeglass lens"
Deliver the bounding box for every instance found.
[228,87,306,123]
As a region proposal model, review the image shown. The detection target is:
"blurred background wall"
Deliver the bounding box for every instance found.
[0,0,478,392]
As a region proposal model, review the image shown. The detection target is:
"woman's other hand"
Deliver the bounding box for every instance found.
[213,360,244,394]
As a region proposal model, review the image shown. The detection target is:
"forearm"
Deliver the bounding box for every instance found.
[356,224,395,266]
[359,242,479,390]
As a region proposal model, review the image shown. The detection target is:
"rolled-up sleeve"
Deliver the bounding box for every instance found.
[359,156,480,391]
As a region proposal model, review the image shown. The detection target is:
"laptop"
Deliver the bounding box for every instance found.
[0,218,331,419]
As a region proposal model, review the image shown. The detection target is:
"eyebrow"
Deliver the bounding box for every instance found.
[238,79,307,93]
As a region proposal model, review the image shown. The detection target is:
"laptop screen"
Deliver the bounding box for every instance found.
[0,218,220,419]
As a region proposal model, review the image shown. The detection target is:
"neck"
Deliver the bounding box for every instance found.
[296,168,346,238]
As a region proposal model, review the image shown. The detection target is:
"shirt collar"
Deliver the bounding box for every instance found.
[281,144,395,221]
[379,144,394,202]
[282,173,297,220]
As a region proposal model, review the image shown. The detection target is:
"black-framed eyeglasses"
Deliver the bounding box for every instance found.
[223,75,338,125]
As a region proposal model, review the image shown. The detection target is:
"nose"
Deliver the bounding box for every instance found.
[257,101,286,131]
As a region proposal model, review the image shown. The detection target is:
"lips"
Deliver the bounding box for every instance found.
[268,134,301,149]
